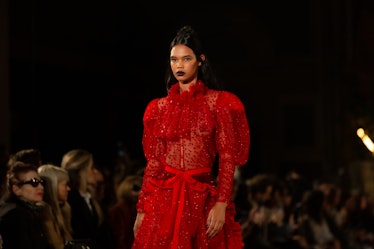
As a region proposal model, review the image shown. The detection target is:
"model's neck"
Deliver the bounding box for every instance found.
[179,80,197,92]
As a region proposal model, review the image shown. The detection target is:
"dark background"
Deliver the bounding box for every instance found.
[5,1,374,185]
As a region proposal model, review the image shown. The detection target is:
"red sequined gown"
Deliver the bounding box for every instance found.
[132,81,250,249]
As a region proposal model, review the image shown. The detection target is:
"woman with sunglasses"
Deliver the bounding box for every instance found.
[0,161,51,249]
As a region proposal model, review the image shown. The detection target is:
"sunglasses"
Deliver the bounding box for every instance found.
[18,178,45,187]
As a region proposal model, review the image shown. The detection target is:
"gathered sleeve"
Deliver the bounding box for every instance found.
[137,98,165,213]
[215,91,250,204]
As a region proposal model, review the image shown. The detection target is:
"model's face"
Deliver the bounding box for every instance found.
[13,171,44,203]
[170,44,202,85]
[58,179,70,204]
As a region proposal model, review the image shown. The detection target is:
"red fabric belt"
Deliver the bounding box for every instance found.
[149,166,216,249]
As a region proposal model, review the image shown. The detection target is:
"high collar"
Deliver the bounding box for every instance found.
[16,198,44,212]
[168,81,207,99]
[155,80,213,140]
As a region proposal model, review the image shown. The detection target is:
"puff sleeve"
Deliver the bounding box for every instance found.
[215,91,250,203]
[137,98,165,212]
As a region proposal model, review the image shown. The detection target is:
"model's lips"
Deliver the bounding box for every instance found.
[176,71,185,76]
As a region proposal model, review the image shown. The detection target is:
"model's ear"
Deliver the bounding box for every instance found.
[199,54,206,66]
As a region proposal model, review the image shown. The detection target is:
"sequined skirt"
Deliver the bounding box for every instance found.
[131,166,244,249]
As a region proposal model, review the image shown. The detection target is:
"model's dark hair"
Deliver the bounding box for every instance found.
[165,25,222,91]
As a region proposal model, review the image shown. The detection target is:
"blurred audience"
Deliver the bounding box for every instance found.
[241,174,275,249]
[109,174,142,249]
[298,189,342,249]
[4,147,374,249]
[339,191,374,249]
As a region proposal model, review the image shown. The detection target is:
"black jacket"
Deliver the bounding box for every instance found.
[0,199,51,249]
[68,189,114,249]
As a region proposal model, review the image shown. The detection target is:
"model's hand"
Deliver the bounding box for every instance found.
[206,202,227,238]
[133,212,145,236]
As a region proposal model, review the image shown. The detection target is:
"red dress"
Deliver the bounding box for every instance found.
[132,81,250,249]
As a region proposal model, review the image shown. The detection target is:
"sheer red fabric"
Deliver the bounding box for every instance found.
[133,81,250,249]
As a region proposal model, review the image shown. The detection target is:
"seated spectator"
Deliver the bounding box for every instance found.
[2,148,42,202]
[241,174,275,249]
[109,174,142,249]
[38,164,73,249]
[266,176,306,249]
[340,191,374,249]
[0,162,50,249]
[298,189,342,249]
[61,149,115,249]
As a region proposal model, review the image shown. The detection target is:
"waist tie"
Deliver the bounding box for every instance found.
[149,166,216,249]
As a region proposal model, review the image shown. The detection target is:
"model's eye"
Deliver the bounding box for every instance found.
[170,58,177,63]
[183,57,192,62]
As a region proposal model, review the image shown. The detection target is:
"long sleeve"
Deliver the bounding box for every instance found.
[137,98,166,212]
[215,91,250,204]
[131,82,248,249]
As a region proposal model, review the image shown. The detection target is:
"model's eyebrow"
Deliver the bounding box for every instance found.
[170,55,193,59]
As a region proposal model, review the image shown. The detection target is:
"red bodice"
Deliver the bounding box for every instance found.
[138,81,250,211]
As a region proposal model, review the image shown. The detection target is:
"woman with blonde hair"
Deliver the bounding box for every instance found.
[61,149,115,249]
[38,164,73,249]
